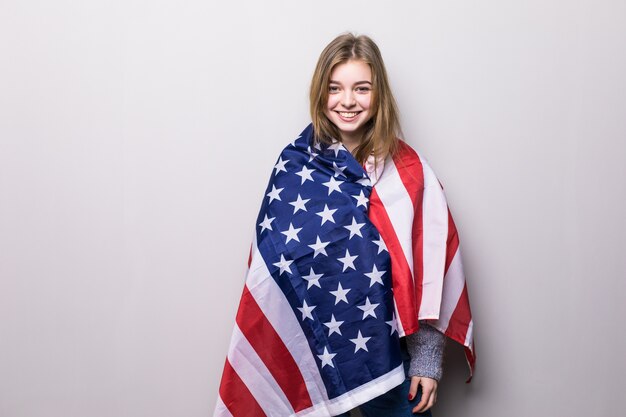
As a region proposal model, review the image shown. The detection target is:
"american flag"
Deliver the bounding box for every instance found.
[214,124,475,417]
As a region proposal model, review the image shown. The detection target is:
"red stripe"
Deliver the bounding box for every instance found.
[392,142,426,335]
[219,359,267,417]
[446,284,472,344]
[236,286,313,412]
[369,187,418,335]
[444,208,460,275]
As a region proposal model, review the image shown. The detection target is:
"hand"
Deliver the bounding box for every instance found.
[408,376,438,413]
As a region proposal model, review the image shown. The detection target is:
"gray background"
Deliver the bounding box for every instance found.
[1,0,625,416]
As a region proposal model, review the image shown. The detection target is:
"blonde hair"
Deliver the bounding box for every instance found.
[310,32,401,165]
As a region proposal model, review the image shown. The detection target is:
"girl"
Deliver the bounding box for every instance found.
[215,33,474,417]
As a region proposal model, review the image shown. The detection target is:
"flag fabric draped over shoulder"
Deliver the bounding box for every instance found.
[214,124,475,417]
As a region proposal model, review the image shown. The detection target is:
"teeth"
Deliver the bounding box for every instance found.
[339,112,358,118]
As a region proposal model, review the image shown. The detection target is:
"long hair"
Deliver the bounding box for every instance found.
[310,33,401,165]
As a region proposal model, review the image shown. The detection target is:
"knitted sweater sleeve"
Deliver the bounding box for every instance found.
[405,322,446,381]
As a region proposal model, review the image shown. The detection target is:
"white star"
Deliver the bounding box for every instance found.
[386,313,399,335]
[372,237,388,254]
[289,194,310,214]
[350,330,372,353]
[266,185,284,204]
[364,265,386,287]
[298,299,316,320]
[290,134,302,147]
[316,204,337,225]
[357,297,379,319]
[328,141,344,157]
[357,175,371,187]
[302,267,324,289]
[273,254,293,275]
[274,157,289,175]
[295,165,315,184]
[322,176,344,195]
[332,161,347,178]
[352,190,369,208]
[344,217,365,239]
[307,146,319,162]
[317,346,336,368]
[337,249,358,272]
[323,314,344,336]
[281,222,302,244]
[308,236,330,258]
[258,214,275,233]
[329,282,351,305]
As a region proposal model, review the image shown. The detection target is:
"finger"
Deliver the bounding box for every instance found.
[412,384,433,413]
[426,390,437,410]
[408,377,420,401]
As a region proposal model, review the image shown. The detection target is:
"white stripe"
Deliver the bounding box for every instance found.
[246,234,328,405]
[374,157,415,276]
[213,395,234,417]
[228,325,294,416]
[295,365,405,417]
[393,300,406,338]
[428,247,465,332]
[418,158,448,319]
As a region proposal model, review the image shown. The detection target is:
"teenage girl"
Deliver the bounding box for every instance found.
[310,33,446,417]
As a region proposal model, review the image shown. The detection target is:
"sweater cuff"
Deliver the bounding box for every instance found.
[405,322,446,381]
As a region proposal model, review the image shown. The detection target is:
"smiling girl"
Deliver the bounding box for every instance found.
[214,33,475,417]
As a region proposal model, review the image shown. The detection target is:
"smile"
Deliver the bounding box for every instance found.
[336,111,360,119]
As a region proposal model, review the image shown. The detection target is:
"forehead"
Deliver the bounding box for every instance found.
[329,60,372,83]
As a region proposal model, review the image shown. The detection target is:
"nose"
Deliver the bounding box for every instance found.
[340,90,356,108]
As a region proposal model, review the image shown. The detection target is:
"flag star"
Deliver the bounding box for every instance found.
[316,204,337,225]
[308,236,330,258]
[350,330,372,353]
[344,217,365,239]
[372,237,388,254]
[273,254,293,275]
[352,190,369,208]
[317,346,337,368]
[258,214,275,233]
[281,222,303,244]
[386,313,399,335]
[357,297,379,319]
[290,134,302,147]
[302,267,324,289]
[357,175,371,187]
[298,299,316,321]
[307,146,319,162]
[322,176,344,195]
[324,314,344,336]
[329,282,351,305]
[364,265,386,287]
[295,165,315,184]
[266,185,284,204]
[289,194,310,214]
[332,161,347,178]
[337,249,358,272]
[328,141,344,157]
[274,157,289,175]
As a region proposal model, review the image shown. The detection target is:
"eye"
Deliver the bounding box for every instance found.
[356,86,371,93]
[328,85,340,93]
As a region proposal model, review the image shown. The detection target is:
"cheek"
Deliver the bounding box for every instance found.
[358,96,372,110]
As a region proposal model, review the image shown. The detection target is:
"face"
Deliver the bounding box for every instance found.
[324,59,373,147]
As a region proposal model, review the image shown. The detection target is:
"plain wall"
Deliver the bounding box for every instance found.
[1,1,625,416]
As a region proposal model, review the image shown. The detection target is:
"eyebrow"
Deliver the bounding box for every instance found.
[329,80,372,85]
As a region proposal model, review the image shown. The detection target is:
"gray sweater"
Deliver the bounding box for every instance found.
[405,322,446,381]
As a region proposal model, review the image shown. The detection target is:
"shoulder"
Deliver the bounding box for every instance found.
[391,139,441,189]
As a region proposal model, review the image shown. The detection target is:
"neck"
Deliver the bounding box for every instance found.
[341,132,363,153]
